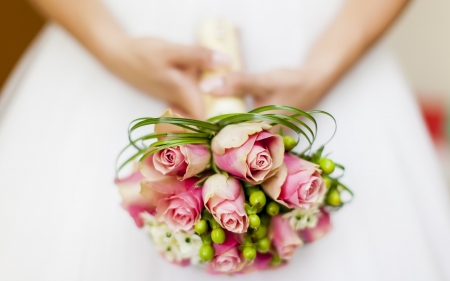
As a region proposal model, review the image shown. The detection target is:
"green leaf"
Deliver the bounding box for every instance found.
[149,138,210,148]
[337,181,354,197]
[307,110,337,147]
[129,117,220,135]
[249,105,318,138]
[116,148,146,174]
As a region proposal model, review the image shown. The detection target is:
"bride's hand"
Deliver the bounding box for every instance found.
[104,38,229,119]
[202,69,327,110]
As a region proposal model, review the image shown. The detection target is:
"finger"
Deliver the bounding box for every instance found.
[170,73,206,120]
[200,72,272,98]
[169,44,231,70]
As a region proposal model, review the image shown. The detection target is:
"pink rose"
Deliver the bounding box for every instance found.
[262,153,326,209]
[202,174,249,233]
[140,177,187,209]
[299,209,332,243]
[212,123,284,184]
[140,109,211,180]
[241,253,273,273]
[210,233,246,273]
[114,169,153,227]
[156,184,203,232]
[141,144,211,180]
[141,177,204,232]
[269,215,303,260]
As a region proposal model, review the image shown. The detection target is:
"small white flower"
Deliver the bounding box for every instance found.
[283,206,320,230]
[140,212,202,264]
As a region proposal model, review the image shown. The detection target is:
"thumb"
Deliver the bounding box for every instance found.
[170,45,231,70]
[200,72,271,98]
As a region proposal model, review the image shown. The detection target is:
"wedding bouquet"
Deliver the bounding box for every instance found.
[115,105,352,274]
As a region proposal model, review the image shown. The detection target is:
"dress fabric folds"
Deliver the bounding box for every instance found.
[0,1,450,280]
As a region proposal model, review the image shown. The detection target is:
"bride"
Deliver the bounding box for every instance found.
[1,0,449,280]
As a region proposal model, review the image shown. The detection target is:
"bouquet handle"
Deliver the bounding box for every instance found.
[199,19,247,118]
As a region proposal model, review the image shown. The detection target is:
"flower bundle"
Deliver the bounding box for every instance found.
[115,105,352,274]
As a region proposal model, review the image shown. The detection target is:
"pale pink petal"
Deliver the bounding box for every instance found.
[139,153,167,180]
[212,123,272,155]
[213,231,240,255]
[261,163,289,207]
[140,177,187,207]
[269,215,303,260]
[202,174,241,202]
[181,144,211,180]
[214,134,257,179]
[261,133,284,171]
[115,169,153,227]
[279,169,311,200]
[284,153,319,175]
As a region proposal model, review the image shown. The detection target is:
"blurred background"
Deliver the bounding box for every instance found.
[1,1,449,182]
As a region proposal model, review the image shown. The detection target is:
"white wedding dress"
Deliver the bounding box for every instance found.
[1,0,450,280]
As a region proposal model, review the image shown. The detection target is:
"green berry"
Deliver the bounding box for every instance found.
[249,214,261,229]
[270,254,281,265]
[283,136,296,151]
[323,177,331,189]
[249,190,266,208]
[243,247,257,260]
[199,244,215,261]
[253,224,268,239]
[266,202,280,216]
[195,220,208,235]
[211,228,226,244]
[257,237,271,253]
[326,189,341,206]
[319,158,335,175]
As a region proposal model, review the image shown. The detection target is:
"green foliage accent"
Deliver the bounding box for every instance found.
[116,105,341,181]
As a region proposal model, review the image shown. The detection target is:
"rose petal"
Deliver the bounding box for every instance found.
[261,163,289,206]
[214,134,257,180]
[115,169,153,227]
[212,123,272,155]
[269,215,303,260]
[140,177,187,208]
[181,144,211,180]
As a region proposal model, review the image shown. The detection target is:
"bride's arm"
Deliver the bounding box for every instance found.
[205,0,410,109]
[29,0,229,118]
[29,0,128,64]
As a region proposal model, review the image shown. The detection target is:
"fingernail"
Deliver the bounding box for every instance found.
[211,52,231,67]
[200,77,224,93]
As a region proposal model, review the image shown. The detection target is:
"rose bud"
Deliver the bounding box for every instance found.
[140,109,211,180]
[211,123,284,185]
[269,215,303,260]
[210,233,246,273]
[141,144,211,180]
[115,168,154,227]
[156,182,203,232]
[202,174,249,233]
[262,153,327,210]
